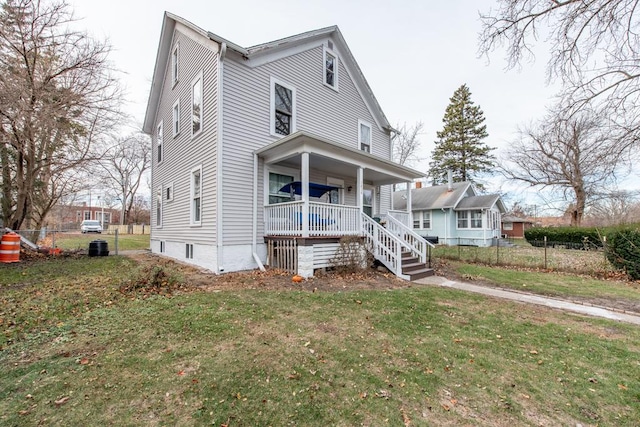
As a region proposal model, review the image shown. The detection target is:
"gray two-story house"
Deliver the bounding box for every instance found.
[143,12,433,280]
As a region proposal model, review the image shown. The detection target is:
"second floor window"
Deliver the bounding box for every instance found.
[157,121,163,163]
[172,99,180,137]
[324,47,338,89]
[359,120,371,152]
[192,73,203,136]
[172,44,179,86]
[271,78,296,136]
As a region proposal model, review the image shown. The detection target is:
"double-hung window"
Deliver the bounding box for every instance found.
[171,43,179,86]
[191,72,203,136]
[413,211,431,229]
[323,45,338,90]
[457,211,468,228]
[271,77,296,136]
[156,187,162,227]
[470,210,483,228]
[359,120,371,152]
[191,166,202,225]
[157,121,163,163]
[269,172,294,204]
[172,99,180,137]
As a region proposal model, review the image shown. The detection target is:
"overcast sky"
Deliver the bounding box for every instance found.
[71,0,567,208]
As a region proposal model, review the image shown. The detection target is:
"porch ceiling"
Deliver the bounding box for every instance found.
[255,131,424,185]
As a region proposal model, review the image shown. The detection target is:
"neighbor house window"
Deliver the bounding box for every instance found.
[191,72,203,136]
[503,222,513,231]
[84,211,91,220]
[172,99,180,137]
[191,166,202,224]
[271,77,296,136]
[457,211,468,228]
[172,43,179,86]
[323,45,338,89]
[359,120,371,152]
[157,121,163,163]
[269,172,294,204]
[470,210,483,228]
[156,187,162,227]
[413,211,431,229]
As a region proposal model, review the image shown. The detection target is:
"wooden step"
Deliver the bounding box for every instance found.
[404,267,435,281]
[402,261,427,273]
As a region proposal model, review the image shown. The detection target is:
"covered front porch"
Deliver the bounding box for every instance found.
[254,131,434,280]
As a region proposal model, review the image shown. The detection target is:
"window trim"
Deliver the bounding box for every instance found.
[470,210,483,229]
[156,186,163,228]
[185,243,194,259]
[191,71,203,138]
[413,210,432,229]
[503,222,513,231]
[457,210,484,229]
[358,119,372,153]
[156,121,163,164]
[190,165,202,226]
[171,43,179,87]
[270,76,297,137]
[172,99,180,138]
[323,45,339,91]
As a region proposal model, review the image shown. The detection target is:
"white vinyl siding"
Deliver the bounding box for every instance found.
[192,71,203,137]
[151,27,218,247]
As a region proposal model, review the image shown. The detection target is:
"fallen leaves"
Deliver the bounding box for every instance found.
[54,396,70,406]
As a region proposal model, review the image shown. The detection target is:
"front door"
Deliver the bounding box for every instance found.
[363,186,374,217]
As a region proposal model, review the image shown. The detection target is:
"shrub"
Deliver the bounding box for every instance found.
[606,229,640,280]
[525,226,603,249]
[330,235,372,274]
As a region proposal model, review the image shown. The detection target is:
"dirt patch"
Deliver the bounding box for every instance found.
[125,252,410,293]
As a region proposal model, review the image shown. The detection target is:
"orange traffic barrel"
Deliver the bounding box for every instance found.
[0,232,20,263]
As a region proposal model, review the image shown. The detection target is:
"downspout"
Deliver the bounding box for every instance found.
[252,152,265,271]
[216,42,226,272]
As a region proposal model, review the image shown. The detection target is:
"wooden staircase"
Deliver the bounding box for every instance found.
[401,251,434,281]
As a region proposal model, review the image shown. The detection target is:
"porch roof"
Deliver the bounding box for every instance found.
[255,131,424,185]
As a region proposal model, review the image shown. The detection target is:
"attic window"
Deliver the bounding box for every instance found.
[358,120,371,152]
[323,46,338,90]
[172,43,179,86]
[271,77,296,136]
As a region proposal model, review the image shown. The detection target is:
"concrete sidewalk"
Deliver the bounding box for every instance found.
[415,275,640,326]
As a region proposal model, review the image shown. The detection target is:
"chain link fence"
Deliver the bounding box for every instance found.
[9,228,122,255]
[434,237,615,276]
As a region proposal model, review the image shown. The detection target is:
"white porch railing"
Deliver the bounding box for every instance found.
[385,214,434,265]
[264,201,360,237]
[388,210,410,226]
[361,213,405,278]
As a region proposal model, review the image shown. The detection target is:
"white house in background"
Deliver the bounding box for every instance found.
[393,181,506,247]
[143,12,434,280]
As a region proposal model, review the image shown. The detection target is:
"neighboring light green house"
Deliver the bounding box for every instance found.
[392,181,506,247]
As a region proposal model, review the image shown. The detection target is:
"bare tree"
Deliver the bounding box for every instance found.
[0,0,121,230]
[500,107,623,226]
[586,190,640,226]
[98,133,151,225]
[392,121,424,167]
[479,0,640,152]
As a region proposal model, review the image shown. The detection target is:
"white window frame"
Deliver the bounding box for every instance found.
[171,43,179,87]
[456,210,468,229]
[265,165,299,205]
[190,165,202,226]
[362,185,375,217]
[84,211,91,220]
[172,99,180,137]
[270,77,296,137]
[503,222,513,231]
[323,45,338,91]
[326,177,344,204]
[156,186,162,228]
[413,211,431,229]
[358,120,372,153]
[191,71,203,137]
[470,210,483,229]
[156,121,163,164]
[165,182,174,202]
[185,243,194,259]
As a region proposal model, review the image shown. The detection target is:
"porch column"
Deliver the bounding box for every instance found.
[405,181,412,228]
[301,152,310,237]
[356,167,363,231]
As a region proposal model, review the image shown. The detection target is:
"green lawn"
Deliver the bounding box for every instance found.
[1,256,638,426]
[42,232,150,252]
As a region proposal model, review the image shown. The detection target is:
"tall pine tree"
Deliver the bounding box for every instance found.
[429,84,495,190]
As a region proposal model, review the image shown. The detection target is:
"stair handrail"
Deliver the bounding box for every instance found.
[383,214,435,265]
[361,213,407,278]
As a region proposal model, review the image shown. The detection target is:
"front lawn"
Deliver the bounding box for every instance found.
[1,256,638,426]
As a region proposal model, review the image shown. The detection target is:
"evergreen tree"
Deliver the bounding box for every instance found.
[428,84,495,189]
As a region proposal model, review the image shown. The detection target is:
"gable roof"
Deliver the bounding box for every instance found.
[457,194,505,212]
[502,215,534,223]
[143,13,392,134]
[393,182,472,210]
